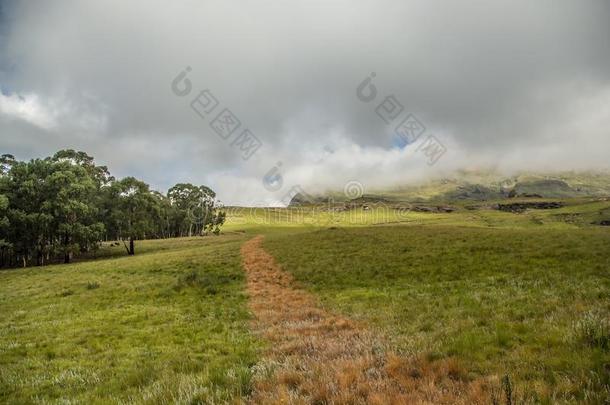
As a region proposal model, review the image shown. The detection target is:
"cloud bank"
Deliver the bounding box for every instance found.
[1,0,609,205]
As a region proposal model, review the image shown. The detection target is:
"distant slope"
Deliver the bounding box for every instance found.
[290,170,610,205]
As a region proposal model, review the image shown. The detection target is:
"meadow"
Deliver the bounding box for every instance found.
[0,235,259,404]
[1,198,609,403]
[263,225,610,403]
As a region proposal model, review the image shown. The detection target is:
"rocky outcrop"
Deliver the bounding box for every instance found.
[508,180,577,198]
[412,205,456,213]
[497,201,564,213]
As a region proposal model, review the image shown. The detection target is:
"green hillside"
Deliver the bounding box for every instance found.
[293,171,610,205]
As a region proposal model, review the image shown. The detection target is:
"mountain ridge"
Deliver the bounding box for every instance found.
[290,170,610,205]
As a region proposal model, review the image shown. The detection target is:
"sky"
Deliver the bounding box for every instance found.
[1,0,609,205]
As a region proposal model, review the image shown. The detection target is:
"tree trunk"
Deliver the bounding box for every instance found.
[37,242,45,266]
[129,237,135,255]
[64,232,71,264]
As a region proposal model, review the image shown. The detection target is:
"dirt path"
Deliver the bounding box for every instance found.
[241,235,490,405]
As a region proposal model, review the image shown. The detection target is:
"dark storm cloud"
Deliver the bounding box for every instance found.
[1,0,609,204]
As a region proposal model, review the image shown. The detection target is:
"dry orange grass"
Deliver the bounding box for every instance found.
[242,235,493,404]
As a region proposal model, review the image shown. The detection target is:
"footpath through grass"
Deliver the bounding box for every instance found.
[263,225,610,403]
[2,203,609,403]
[0,234,259,404]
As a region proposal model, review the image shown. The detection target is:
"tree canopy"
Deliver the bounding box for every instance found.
[0,149,225,267]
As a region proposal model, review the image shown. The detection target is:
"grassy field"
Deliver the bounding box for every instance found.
[1,199,609,403]
[224,197,610,230]
[226,200,610,402]
[263,225,610,403]
[0,235,259,404]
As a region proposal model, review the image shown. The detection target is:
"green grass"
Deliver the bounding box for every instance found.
[2,199,610,403]
[224,198,610,233]
[0,234,260,404]
[263,225,610,403]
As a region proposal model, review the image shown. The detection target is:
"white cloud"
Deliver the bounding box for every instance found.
[1,0,609,204]
[0,92,57,130]
[0,91,107,133]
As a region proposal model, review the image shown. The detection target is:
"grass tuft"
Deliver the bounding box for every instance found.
[573,311,610,351]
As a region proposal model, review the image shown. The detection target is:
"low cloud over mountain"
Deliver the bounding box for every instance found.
[1,0,609,205]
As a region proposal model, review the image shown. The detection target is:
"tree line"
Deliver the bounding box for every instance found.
[0,150,225,268]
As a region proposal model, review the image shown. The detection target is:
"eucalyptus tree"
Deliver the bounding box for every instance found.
[0,156,105,265]
[109,177,158,255]
[151,191,173,239]
[52,149,114,188]
[0,150,226,267]
[167,183,224,236]
[51,150,110,253]
[45,159,105,263]
[0,193,10,267]
[1,159,54,266]
[167,183,202,237]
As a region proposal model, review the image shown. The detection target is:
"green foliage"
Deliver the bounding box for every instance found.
[168,183,225,237]
[107,177,157,255]
[0,194,9,248]
[0,156,105,265]
[0,150,225,267]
